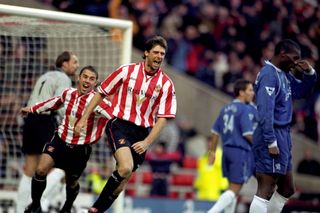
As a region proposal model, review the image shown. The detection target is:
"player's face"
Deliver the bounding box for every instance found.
[78,69,97,95]
[243,83,254,104]
[65,54,79,76]
[280,49,301,72]
[144,45,166,74]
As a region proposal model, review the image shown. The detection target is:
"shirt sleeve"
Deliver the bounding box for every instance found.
[97,66,125,96]
[31,91,65,114]
[240,106,254,136]
[157,80,177,118]
[256,68,278,145]
[211,110,222,135]
[288,71,317,99]
[94,98,113,120]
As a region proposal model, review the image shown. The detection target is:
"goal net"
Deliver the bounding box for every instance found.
[0,4,132,210]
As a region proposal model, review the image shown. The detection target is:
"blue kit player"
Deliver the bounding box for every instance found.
[207,79,256,213]
[249,39,317,213]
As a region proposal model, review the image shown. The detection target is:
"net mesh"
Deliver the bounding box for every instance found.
[0,15,123,190]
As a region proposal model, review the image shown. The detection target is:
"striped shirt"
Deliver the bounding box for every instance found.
[98,62,177,127]
[28,70,72,116]
[31,88,112,145]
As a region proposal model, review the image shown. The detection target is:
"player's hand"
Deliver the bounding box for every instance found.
[268,146,280,158]
[20,107,32,116]
[75,118,87,136]
[294,60,313,73]
[132,141,149,155]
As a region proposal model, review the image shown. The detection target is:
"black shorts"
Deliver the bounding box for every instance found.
[22,113,57,154]
[43,133,92,179]
[105,118,149,171]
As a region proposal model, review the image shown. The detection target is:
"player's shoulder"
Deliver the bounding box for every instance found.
[259,62,278,77]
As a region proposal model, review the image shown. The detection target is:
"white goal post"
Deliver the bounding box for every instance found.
[0,4,132,212]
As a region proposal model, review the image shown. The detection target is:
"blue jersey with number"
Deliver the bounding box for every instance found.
[212,99,254,151]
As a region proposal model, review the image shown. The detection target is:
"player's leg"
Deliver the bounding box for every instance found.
[41,168,65,212]
[17,154,40,213]
[267,171,294,213]
[60,144,92,212]
[249,173,277,213]
[90,147,133,212]
[25,153,55,212]
[208,182,241,213]
[208,147,252,213]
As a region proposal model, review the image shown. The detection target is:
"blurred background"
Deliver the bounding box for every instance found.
[0,0,320,212]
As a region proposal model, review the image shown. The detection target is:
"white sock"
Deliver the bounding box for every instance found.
[249,195,269,213]
[224,196,237,213]
[17,174,32,213]
[267,191,288,213]
[41,169,65,211]
[207,190,236,213]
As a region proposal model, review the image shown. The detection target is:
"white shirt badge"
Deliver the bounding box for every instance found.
[265,86,275,96]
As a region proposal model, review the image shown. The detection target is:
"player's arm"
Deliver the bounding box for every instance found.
[132,117,167,155]
[256,69,279,157]
[208,132,219,166]
[289,60,317,99]
[21,95,64,116]
[75,92,106,135]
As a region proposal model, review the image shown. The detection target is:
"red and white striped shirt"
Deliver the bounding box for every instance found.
[98,62,177,127]
[31,88,112,145]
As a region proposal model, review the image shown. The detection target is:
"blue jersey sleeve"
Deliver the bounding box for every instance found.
[288,71,317,99]
[255,67,279,145]
[240,106,254,137]
[212,109,223,135]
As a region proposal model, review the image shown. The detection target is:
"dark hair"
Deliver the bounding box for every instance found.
[274,39,300,55]
[142,35,167,59]
[79,65,98,80]
[55,51,75,68]
[234,79,252,97]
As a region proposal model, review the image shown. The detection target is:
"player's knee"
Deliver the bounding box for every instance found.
[118,166,133,178]
[280,187,295,198]
[34,171,47,181]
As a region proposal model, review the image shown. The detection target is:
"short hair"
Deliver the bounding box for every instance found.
[234,79,252,97]
[79,65,98,80]
[142,35,167,59]
[274,39,300,55]
[55,51,74,68]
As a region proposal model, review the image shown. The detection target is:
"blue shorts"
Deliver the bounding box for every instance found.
[222,146,254,184]
[253,125,292,175]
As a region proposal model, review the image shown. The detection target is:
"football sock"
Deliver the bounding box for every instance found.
[249,195,269,213]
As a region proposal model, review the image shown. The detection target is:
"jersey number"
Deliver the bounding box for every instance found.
[223,114,234,134]
[38,80,46,95]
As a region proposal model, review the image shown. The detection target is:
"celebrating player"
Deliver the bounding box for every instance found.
[23,66,112,213]
[75,35,177,212]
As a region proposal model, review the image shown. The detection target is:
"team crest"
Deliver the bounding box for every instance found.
[118,139,126,145]
[47,146,55,153]
[136,94,147,105]
[154,85,161,93]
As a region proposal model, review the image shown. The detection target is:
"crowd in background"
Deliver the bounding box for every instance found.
[43,0,320,143]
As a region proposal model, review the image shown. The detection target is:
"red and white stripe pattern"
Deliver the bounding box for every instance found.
[98,62,177,127]
[31,88,112,145]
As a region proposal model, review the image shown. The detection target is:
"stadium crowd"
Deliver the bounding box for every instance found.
[44,0,320,143]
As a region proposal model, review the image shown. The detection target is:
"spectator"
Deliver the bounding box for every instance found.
[194,136,228,201]
[297,147,320,177]
[146,142,181,197]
